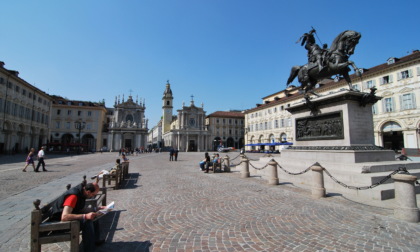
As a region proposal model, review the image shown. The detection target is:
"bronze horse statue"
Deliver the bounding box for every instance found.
[287,30,362,94]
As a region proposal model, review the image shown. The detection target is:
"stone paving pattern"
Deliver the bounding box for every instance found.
[0,152,419,251]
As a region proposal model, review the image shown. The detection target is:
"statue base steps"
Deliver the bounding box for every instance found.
[245,156,420,201]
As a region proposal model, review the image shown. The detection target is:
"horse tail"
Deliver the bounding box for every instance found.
[287,65,300,85]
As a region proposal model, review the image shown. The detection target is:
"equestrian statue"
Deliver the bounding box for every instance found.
[287,28,362,94]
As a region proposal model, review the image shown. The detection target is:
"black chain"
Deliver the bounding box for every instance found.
[276,163,312,175]
[323,166,408,190]
[230,160,244,166]
[248,161,269,170]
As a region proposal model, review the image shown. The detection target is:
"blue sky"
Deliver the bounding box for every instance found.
[1,0,419,127]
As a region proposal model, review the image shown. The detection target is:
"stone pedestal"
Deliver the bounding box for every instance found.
[283,90,394,164]
[392,173,419,222]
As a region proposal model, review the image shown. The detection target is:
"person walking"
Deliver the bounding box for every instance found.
[174,149,179,161]
[35,147,47,172]
[22,148,36,172]
[169,148,174,161]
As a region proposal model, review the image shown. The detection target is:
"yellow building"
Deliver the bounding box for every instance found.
[0,62,52,154]
[50,95,107,152]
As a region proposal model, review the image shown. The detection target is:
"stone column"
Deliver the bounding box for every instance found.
[240,155,250,178]
[311,164,326,199]
[223,155,230,172]
[391,173,419,222]
[268,159,279,185]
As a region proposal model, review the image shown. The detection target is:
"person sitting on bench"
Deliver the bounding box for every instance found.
[48,182,106,251]
[91,159,121,181]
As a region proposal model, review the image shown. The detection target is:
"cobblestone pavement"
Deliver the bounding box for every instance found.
[1,152,420,252]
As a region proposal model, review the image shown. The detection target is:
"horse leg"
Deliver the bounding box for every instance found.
[347,60,362,77]
[343,72,354,91]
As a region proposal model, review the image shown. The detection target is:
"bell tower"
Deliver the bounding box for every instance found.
[162,81,173,133]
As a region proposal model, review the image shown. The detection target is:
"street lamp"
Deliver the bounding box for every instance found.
[74,120,86,154]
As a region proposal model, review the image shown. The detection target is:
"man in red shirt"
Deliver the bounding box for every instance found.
[50,182,105,251]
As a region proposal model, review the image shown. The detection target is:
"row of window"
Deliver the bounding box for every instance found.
[215,118,244,125]
[0,78,50,106]
[373,93,417,114]
[249,104,291,119]
[55,121,93,130]
[353,67,420,91]
[0,98,49,125]
[57,100,86,106]
[215,129,243,136]
[56,109,93,116]
[249,118,292,132]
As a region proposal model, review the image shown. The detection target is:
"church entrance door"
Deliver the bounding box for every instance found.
[125,139,132,150]
[189,140,195,152]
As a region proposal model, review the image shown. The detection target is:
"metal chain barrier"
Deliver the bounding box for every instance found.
[323,165,408,190]
[276,162,312,175]
[248,161,270,170]
[229,153,241,161]
[230,160,244,167]
[243,154,259,161]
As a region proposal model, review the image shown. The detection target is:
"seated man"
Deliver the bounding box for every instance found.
[212,153,221,171]
[213,153,221,164]
[49,182,106,251]
[199,152,210,171]
[91,159,121,181]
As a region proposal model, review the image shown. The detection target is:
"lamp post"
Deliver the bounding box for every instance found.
[74,120,86,154]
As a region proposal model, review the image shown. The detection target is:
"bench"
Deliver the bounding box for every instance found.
[121,162,129,179]
[31,178,107,252]
[102,164,122,190]
[206,160,222,173]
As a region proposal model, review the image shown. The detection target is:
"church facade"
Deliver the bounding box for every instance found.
[106,94,148,152]
[161,82,209,151]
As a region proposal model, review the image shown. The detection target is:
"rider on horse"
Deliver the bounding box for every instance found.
[299,28,327,73]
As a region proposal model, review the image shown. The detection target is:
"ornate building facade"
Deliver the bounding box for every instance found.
[106,94,148,152]
[0,62,52,154]
[161,82,209,151]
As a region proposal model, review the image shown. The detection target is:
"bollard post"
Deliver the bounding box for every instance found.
[223,155,230,172]
[311,164,326,199]
[268,159,279,185]
[240,155,250,178]
[391,173,419,222]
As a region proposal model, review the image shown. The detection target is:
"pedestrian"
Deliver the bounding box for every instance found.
[169,148,174,161]
[35,147,47,172]
[22,148,36,172]
[174,149,179,161]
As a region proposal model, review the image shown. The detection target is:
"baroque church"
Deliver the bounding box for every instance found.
[161,82,209,151]
[106,94,148,151]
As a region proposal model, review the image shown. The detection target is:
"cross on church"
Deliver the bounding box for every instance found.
[191,95,194,101]
[128,89,133,96]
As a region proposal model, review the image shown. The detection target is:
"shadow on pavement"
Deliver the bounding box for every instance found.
[97,210,152,252]
[121,172,140,189]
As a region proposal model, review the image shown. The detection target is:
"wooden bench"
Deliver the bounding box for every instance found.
[206,160,222,173]
[121,162,129,179]
[31,179,107,252]
[102,164,122,190]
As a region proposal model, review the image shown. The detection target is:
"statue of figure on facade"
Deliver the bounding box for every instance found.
[287,29,362,94]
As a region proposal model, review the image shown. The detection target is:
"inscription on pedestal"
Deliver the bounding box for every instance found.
[296,111,344,141]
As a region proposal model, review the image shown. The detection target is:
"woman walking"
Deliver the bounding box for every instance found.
[22,148,36,172]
